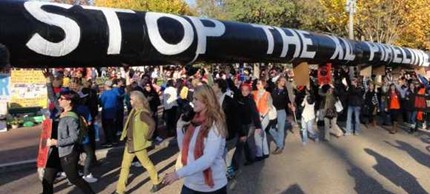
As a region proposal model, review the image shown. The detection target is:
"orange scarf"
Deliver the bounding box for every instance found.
[181,112,214,188]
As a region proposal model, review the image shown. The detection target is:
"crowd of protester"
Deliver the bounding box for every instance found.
[40,63,430,194]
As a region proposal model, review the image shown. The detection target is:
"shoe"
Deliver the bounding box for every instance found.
[244,161,254,166]
[354,132,359,136]
[112,142,119,146]
[150,183,164,193]
[56,172,67,178]
[226,166,236,180]
[271,147,279,154]
[344,132,352,136]
[83,173,98,183]
[155,136,164,145]
[116,131,122,136]
[132,161,142,167]
[255,156,265,161]
[273,148,283,154]
[102,143,113,148]
[302,141,307,146]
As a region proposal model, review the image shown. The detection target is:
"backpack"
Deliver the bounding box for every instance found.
[66,111,89,143]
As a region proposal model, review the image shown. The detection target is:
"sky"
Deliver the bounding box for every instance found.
[185,0,196,6]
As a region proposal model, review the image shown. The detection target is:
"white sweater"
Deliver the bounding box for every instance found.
[301,97,315,122]
[176,124,227,192]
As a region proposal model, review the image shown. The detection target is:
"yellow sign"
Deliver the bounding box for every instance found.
[9,69,48,109]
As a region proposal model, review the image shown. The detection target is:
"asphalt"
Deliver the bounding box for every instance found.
[0,123,430,194]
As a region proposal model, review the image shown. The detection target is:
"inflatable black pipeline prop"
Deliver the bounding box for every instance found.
[0,0,429,68]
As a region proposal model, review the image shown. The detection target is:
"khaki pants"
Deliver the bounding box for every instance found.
[324,117,343,141]
[116,146,159,193]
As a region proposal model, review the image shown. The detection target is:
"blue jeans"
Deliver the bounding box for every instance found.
[346,106,361,134]
[269,109,287,149]
[301,119,318,143]
[407,111,417,126]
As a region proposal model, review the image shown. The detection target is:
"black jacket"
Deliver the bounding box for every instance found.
[347,85,364,106]
[143,89,161,114]
[237,94,262,135]
[404,89,416,111]
[222,95,241,140]
[272,87,291,110]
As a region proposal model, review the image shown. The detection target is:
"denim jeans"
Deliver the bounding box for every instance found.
[346,106,361,134]
[269,109,287,149]
[301,119,318,143]
[407,111,417,126]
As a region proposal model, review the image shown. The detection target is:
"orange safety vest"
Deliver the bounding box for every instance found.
[416,88,426,121]
[389,91,400,110]
[253,90,269,115]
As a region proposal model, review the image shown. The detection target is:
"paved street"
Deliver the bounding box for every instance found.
[1,123,430,194]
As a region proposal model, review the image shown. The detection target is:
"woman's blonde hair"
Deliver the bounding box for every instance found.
[130,91,151,114]
[194,84,227,138]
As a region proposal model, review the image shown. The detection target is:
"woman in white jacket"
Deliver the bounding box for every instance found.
[163,84,228,194]
[301,90,319,145]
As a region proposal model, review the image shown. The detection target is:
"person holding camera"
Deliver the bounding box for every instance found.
[115,91,161,194]
[163,84,228,194]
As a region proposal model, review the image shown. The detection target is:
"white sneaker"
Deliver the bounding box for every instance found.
[116,131,122,136]
[82,173,98,183]
[59,172,67,178]
[132,161,142,167]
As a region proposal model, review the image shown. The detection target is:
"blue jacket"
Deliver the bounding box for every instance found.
[99,89,119,119]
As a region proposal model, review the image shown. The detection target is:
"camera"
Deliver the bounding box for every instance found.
[181,101,195,122]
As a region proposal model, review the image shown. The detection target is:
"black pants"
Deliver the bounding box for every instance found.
[43,150,94,194]
[389,109,401,125]
[87,124,97,163]
[102,118,116,144]
[181,185,227,194]
[115,110,124,133]
[42,148,61,194]
[231,124,254,171]
[164,107,177,136]
[152,112,159,139]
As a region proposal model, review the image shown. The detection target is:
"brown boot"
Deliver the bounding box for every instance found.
[372,120,376,127]
[389,124,397,134]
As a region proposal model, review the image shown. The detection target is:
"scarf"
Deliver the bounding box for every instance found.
[181,112,214,188]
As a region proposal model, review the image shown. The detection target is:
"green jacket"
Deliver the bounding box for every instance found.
[120,108,152,151]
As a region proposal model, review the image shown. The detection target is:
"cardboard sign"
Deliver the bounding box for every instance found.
[293,62,310,86]
[373,65,385,75]
[416,67,426,76]
[360,66,372,77]
[37,119,52,168]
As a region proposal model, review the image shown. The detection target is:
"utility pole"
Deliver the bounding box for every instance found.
[346,0,356,78]
[346,0,356,40]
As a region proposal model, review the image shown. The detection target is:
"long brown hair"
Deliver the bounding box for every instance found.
[193,84,227,138]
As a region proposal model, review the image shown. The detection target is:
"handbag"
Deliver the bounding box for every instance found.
[325,108,336,119]
[268,105,277,120]
[335,98,343,113]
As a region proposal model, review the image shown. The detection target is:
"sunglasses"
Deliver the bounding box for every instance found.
[58,96,68,101]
